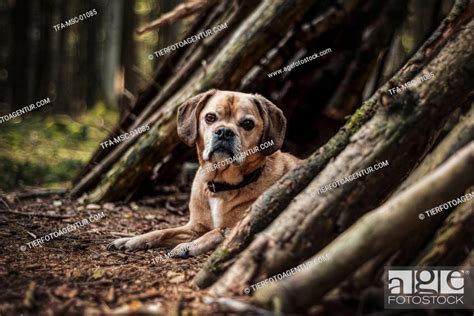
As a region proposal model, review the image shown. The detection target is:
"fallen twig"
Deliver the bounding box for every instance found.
[136,0,220,34]
[15,189,67,200]
[0,208,75,219]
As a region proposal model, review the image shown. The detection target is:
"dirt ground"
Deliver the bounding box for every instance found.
[2,190,471,316]
[0,190,225,315]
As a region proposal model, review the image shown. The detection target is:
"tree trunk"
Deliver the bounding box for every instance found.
[253,142,474,312]
[10,0,29,108]
[209,6,474,296]
[100,0,124,109]
[0,0,12,109]
[380,0,438,84]
[121,0,139,97]
[193,0,472,289]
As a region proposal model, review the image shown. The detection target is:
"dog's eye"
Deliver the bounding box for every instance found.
[241,119,255,131]
[205,113,217,124]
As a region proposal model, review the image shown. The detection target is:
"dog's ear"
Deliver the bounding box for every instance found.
[253,94,286,155]
[177,89,216,146]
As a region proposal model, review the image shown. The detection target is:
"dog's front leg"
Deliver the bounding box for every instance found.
[107,225,199,251]
[168,228,227,258]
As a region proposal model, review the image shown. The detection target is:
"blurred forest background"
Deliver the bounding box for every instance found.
[0,0,184,190]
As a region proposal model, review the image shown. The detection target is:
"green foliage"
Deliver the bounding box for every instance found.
[0,103,117,191]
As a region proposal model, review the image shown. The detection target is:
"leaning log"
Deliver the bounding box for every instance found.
[333,102,474,293]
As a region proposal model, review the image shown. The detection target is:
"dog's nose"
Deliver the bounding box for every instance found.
[214,127,235,140]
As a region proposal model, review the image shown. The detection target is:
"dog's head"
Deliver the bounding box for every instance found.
[177,90,286,166]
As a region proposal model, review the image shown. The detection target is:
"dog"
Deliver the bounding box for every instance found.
[108,90,301,257]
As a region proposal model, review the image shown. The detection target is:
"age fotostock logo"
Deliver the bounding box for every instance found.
[385,267,474,309]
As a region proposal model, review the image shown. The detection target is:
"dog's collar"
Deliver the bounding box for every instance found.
[207,167,264,193]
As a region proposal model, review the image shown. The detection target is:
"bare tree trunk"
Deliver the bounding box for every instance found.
[10,0,29,108]
[100,0,124,109]
[71,2,219,186]
[0,0,12,109]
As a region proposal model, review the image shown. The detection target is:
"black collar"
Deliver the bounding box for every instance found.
[207,167,264,193]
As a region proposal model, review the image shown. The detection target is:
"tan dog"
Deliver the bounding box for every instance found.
[108,90,301,256]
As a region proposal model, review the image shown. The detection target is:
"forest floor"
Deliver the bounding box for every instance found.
[0,189,227,315]
[2,189,470,316]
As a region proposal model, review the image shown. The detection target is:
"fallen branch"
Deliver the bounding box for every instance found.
[136,0,220,34]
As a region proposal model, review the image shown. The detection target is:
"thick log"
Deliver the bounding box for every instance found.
[193,0,472,289]
[413,192,473,266]
[209,5,474,295]
[328,102,474,294]
[377,102,474,267]
[84,0,321,202]
[253,142,474,312]
[461,250,474,268]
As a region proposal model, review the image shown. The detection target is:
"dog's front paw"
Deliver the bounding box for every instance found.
[168,242,195,258]
[107,235,152,251]
[107,237,132,250]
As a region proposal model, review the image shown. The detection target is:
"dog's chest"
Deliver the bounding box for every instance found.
[208,197,223,228]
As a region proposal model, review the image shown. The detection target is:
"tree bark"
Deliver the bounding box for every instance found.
[253,142,474,312]
[209,6,474,296]
[193,0,472,290]
[326,102,474,295]
[413,197,474,266]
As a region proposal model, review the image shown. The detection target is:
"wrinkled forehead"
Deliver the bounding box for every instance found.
[201,92,260,119]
